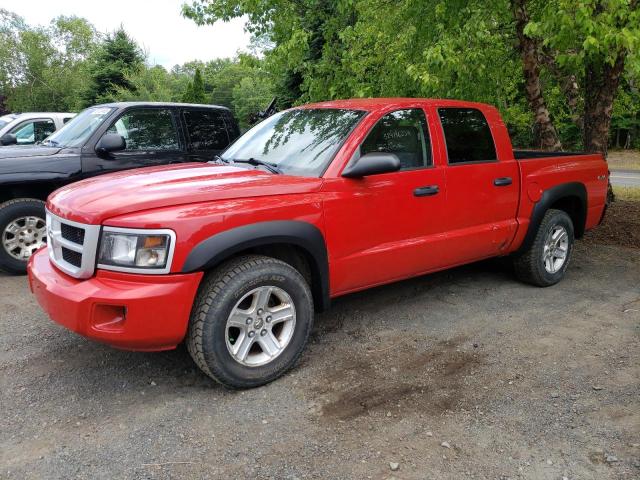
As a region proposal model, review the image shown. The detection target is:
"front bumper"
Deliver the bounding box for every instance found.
[28,248,203,351]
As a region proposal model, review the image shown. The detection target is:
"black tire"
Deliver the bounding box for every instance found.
[0,198,46,275]
[513,208,574,287]
[186,255,314,389]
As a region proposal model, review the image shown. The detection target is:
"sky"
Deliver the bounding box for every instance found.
[3,0,252,68]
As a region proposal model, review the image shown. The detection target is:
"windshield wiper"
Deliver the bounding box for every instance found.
[209,154,231,165]
[231,157,282,174]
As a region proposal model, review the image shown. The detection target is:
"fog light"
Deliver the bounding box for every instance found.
[91,304,127,332]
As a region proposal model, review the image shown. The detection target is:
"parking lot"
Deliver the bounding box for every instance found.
[1,203,639,480]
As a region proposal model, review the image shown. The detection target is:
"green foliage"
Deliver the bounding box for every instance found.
[83,28,144,105]
[182,67,207,103]
[1,2,637,149]
[0,11,98,112]
[184,0,640,150]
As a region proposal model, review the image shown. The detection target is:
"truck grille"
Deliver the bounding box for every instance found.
[46,211,101,279]
[61,223,85,245]
[61,247,82,267]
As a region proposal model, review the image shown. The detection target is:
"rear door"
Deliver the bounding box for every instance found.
[430,105,520,263]
[181,108,232,162]
[84,107,188,174]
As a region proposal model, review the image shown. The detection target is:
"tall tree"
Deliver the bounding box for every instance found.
[83,28,143,106]
[523,0,640,153]
[182,67,207,103]
[511,0,561,150]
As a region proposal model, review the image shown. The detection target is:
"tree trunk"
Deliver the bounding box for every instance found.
[583,52,626,155]
[512,0,562,151]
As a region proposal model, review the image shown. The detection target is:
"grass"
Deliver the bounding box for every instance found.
[613,185,640,201]
[607,150,640,171]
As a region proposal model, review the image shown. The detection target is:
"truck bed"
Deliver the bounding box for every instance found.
[513,150,591,160]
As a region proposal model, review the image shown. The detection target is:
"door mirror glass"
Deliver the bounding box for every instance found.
[342,152,401,178]
[0,133,17,146]
[96,133,126,155]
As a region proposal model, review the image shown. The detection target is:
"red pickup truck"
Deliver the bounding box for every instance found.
[28,98,609,388]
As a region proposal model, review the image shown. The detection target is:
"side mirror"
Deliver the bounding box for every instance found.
[95,133,126,156]
[342,152,401,179]
[0,133,17,146]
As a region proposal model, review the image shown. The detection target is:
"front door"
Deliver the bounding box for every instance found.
[84,107,188,174]
[324,107,449,295]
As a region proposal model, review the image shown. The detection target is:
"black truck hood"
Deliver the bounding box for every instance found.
[0,146,63,159]
[0,146,81,183]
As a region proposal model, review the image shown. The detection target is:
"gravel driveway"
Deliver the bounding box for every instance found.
[1,239,639,479]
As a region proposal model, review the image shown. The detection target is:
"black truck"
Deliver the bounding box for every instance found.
[0,102,240,274]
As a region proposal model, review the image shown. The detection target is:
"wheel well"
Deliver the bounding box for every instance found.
[0,186,49,205]
[549,196,586,238]
[214,243,324,311]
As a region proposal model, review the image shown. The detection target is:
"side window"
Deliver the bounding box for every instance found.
[63,117,73,124]
[360,109,431,170]
[106,109,179,151]
[12,119,55,145]
[438,108,497,164]
[183,109,230,151]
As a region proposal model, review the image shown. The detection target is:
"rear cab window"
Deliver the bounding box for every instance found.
[182,109,230,152]
[438,108,497,164]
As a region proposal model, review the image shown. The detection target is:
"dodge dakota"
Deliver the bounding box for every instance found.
[28,98,609,388]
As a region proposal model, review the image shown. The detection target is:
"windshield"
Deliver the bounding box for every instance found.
[44,107,114,147]
[221,108,366,177]
[0,114,17,130]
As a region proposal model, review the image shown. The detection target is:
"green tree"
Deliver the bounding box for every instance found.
[184,0,640,153]
[83,28,143,105]
[182,67,207,103]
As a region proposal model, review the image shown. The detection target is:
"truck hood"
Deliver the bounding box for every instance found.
[0,145,62,159]
[48,163,324,224]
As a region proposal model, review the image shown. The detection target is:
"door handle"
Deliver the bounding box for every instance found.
[493,177,512,187]
[414,185,439,197]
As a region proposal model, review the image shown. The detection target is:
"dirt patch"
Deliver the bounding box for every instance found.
[583,200,640,249]
[310,335,485,421]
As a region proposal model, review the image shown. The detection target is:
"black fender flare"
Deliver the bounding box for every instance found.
[181,220,330,311]
[517,182,587,254]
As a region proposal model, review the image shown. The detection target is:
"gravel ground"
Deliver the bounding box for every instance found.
[1,238,639,479]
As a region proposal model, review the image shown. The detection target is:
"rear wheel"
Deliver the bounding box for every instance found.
[186,255,314,389]
[0,199,46,275]
[513,208,574,287]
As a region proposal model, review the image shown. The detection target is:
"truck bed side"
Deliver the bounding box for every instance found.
[508,152,609,253]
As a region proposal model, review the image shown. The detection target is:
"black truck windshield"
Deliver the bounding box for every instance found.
[221,108,365,177]
[44,107,114,148]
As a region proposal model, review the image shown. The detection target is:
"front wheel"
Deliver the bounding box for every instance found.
[513,208,574,287]
[186,255,314,389]
[0,198,47,275]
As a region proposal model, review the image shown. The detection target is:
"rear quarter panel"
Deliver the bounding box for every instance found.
[510,154,608,251]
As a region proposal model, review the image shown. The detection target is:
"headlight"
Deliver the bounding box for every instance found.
[97,227,176,273]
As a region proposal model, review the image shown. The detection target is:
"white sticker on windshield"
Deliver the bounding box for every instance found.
[91,108,111,115]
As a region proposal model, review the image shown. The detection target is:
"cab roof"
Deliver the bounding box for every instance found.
[299,97,494,112]
[94,101,231,111]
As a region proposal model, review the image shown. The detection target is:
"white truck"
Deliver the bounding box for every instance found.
[0,112,76,146]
